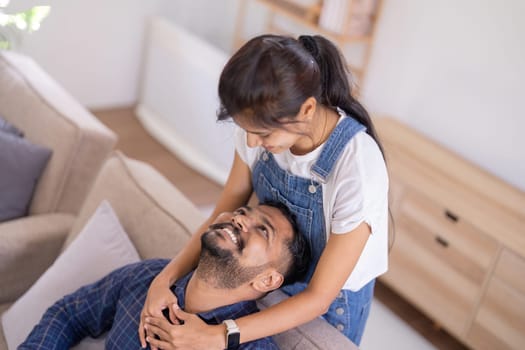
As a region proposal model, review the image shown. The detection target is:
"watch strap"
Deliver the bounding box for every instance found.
[223,319,240,350]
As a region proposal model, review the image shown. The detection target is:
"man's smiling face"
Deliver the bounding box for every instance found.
[198,204,294,289]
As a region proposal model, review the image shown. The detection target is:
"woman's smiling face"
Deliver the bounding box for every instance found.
[233,114,308,154]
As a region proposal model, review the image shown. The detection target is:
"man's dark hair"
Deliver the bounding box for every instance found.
[260,200,310,286]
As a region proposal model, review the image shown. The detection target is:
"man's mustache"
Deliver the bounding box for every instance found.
[208,222,237,233]
[207,222,243,249]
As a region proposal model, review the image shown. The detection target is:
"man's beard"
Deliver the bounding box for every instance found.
[196,224,268,289]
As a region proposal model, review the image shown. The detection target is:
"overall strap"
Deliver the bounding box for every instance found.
[310,114,365,182]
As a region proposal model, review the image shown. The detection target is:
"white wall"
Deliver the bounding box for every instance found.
[8,0,238,108]
[11,0,162,109]
[162,0,525,191]
[9,0,524,191]
[161,0,240,53]
[361,0,525,191]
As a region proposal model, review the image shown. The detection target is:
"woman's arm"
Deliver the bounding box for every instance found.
[139,152,253,348]
[161,222,371,349]
[156,151,254,282]
[237,222,371,342]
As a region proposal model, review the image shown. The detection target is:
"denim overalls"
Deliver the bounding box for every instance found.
[252,114,375,345]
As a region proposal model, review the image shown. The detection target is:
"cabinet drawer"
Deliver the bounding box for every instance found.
[493,248,525,294]
[398,189,498,284]
[382,190,499,336]
[467,249,525,349]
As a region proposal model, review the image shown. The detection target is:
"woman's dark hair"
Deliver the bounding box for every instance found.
[260,200,310,285]
[217,34,384,156]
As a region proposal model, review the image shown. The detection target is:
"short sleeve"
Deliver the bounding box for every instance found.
[233,126,261,169]
[329,133,389,235]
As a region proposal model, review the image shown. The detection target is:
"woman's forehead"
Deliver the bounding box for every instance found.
[233,111,262,127]
[233,111,298,133]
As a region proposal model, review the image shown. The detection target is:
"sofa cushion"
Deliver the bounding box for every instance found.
[1,200,140,349]
[63,152,204,259]
[0,115,23,137]
[0,131,52,222]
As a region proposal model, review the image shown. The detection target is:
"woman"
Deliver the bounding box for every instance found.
[140,34,389,349]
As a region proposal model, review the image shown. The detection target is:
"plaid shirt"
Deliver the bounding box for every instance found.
[20,259,278,349]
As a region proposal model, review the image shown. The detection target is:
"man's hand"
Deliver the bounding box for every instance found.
[139,277,179,349]
[145,305,225,350]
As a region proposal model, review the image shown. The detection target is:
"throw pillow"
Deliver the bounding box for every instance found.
[1,200,141,349]
[0,132,52,222]
[0,115,24,137]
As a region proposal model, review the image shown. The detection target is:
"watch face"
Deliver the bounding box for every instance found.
[227,332,240,350]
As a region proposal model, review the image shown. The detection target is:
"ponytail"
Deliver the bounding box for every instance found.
[300,35,384,157]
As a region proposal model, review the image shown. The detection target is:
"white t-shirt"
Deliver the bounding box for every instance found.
[234,115,389,291]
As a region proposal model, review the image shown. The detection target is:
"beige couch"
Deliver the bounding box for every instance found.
[0,51,117,305]
[0,52,357,349]
[1,152,357,349]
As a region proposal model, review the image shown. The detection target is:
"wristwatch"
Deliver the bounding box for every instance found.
[222,319,240,350]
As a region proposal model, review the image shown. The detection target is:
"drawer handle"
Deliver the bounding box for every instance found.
[444,210,459,222]
[435,236,449,248]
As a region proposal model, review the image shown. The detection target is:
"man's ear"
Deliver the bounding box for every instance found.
[297,97,317,122]
[252,270,284,293]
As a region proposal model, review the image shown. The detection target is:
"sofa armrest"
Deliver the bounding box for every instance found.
[0,51,117,216]
[0,213,75,303]
[257,290,359,350]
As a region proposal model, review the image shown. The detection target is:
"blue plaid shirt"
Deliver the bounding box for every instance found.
[20,259,278,349]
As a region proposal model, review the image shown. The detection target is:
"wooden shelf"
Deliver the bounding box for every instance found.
[233,0,383,84]
[257,0,370,43]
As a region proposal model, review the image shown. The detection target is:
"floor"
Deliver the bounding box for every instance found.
[93,107,467,350]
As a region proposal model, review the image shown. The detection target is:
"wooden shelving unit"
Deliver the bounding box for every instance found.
[233,0,383,85]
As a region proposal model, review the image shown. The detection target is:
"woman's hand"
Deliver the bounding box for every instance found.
[145,305,225,350]
[139,277,179,349]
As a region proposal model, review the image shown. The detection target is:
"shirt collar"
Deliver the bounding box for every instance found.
[171,272,259,324]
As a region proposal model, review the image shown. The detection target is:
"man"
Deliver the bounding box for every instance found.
[20,202,310,349]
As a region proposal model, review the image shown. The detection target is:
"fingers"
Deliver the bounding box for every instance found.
[146,336,172,350]
[146,326,158,350]
[146,316,173,329]
[138,314,147,348]
[138,289,181,349]
[173,306,191,321]
[145,321,170,340]
[168,303,179,325]
[141,310,163,349]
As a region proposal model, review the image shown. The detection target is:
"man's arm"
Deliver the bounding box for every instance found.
[240,338,280,349]
[19,263,140,349]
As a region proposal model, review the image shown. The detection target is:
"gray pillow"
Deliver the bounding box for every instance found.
[0,131,52,221]
[0,115,24,137]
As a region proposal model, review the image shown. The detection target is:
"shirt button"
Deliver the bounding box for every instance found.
[308,185,317,193]
[336,307,345,315]
[262,153,269,161]
[336,324,345,332]
[338,292,343,299]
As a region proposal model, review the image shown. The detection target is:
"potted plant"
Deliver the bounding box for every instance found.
[0,0,50,49]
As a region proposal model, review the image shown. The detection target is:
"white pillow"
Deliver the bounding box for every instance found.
[1,200,140,349]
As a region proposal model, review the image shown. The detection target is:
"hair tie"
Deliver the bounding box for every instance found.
[298,35,319,62]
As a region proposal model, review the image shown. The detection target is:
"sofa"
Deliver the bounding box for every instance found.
[0,52,357,349]
[0,51,117,305]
